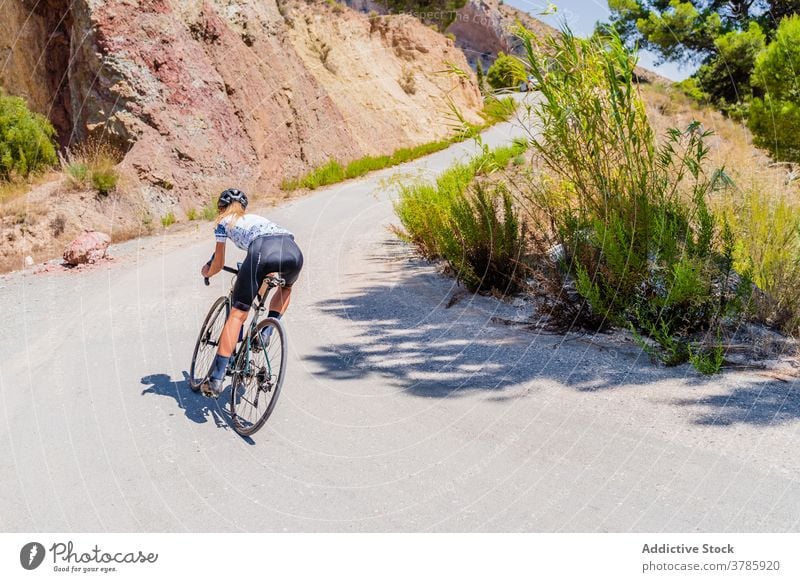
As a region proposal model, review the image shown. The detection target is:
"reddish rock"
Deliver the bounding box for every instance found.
[63,231,112,266]
[2,0,484,208]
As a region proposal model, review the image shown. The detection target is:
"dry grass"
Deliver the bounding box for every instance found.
[642,83,800,333]
[0,171,60,204]
[60,139,124,195]
[399,66,417,95]
[642,84,794,186]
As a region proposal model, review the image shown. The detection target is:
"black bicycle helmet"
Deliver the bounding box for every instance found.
[217,188,248,209]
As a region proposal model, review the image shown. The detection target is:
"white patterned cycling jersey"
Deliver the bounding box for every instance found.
[214,214,293,251]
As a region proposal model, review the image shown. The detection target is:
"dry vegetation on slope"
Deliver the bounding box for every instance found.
[643,84,800,334]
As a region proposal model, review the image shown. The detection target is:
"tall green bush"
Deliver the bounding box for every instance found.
[486,52,527,90]
[394,141,528,294]
[749,16,800,162]
[722,186,800,333]
[518,26,745,372]
[0,93,57,179]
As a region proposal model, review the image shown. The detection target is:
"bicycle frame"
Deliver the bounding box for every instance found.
[216,265,284,379]
[193,262,288,433]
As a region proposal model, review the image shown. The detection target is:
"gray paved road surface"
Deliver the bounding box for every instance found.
[2,107,799,532]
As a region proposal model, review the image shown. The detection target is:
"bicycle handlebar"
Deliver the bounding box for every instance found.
[202,260,284,287]
[203,265,237,286]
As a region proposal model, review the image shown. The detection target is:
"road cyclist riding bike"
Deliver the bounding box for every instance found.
[198,188,304,399]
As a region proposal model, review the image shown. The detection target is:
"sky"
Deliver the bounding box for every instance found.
[504,0,693,81]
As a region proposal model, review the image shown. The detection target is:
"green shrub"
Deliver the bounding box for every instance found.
[749,16,800,162]
[688,341,725,375]
[721,186,800,333]
[674,77,709,104]
[480,96,517,124]
[280,99,518,192]
[345,155,391,178]
[289,160,345,190]
[517,25,744,371]
[91,167,118,194]
[394,143,528,293]
[66,162,89,185]
[161,212,176,228]
[0,92,57,179]
[486,52,527,90]
[281,140,455,191]
[201,201,218,221]
[446,182,525,292]
[186,207,199,221]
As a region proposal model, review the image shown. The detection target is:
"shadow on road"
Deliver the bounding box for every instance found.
[140,372,233,431]
[304,245,800,428]
[673,382,800,426]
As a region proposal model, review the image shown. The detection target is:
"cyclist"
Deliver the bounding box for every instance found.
[199,188,304,397]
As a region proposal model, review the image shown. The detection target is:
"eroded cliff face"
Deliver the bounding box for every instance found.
[1,0,74,144]
[446,0,555,69]
[1,0,482,208]
[286,9,482,156]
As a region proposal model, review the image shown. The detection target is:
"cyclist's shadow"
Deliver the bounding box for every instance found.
[140,372,233,431]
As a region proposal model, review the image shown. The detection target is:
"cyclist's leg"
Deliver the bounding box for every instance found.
[268,285,292,315]
[203,243,262,394]
[221,243,262,355]
[218,308,249,358]
[267,237,304,316]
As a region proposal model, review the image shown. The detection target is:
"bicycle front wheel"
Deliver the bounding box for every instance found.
[230,318,287,436]
[189,296,229,391]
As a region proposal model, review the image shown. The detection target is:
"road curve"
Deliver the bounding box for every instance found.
[2,105,800,532]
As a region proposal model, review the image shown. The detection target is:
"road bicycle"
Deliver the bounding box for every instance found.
[189,264,287,436]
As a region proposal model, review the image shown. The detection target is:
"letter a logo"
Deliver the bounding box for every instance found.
[20,542,46,570]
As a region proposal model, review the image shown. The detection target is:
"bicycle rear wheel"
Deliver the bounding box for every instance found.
[189,296,229,391]
[229,318,286,436]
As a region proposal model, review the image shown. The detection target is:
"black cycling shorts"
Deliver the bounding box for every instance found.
[231,234,304,311]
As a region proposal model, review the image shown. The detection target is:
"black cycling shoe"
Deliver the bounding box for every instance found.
[251,329,272,351]
[200,377,224,398]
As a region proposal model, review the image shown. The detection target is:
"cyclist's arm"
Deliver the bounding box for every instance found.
[201,242,226,277]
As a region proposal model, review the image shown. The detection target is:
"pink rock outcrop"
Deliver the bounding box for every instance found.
[2,0,483,211]
[63,230,111,265]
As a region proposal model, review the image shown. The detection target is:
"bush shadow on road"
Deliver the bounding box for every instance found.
[303,242,800,428]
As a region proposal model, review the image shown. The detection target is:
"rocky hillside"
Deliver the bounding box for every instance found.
[447,0,555,69]
[450,0,671,84]
[0,0,483,271]
[344,0,671,84]
[343,0,554,69]
[1,0,482,211]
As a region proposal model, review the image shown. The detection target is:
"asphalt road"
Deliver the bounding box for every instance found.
[2,104,800,532]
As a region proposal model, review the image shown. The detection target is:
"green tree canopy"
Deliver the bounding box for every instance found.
[749,15,800,161]
[695,21,766,105]
[607,1,800,61]
[604,1,800,110]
